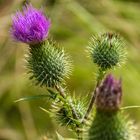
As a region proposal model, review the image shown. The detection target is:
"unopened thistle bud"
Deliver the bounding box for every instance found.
[88,33,126,70]
[89,75,137,140]
[27,41,71,87]
[11,4,50,44]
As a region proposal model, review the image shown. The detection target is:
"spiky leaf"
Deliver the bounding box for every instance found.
[15,95,49,102]
[52,97,86,133]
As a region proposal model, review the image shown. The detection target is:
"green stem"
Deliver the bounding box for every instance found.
[97,68,106,84]
[55,85,80,120]
[81,68,106,123]
[55,85,66,99]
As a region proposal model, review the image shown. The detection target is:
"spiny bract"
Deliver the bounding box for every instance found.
[88,110,137,140]
[88,33,126,70]
[52,97,86,132]
[26,41,71,87]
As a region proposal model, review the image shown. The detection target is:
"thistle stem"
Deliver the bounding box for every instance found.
[55,85,80,120]
[82,68,106,123]
[81,83,98,123]
[55,85,66,98]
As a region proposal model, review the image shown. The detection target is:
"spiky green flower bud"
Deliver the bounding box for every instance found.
[53,98,86,132]
[88,33,126,70]
[88,75,137,140]
[26,41,71,87]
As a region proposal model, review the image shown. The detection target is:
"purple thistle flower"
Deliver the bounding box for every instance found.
[96,74,122,111]
[11,4,51,44]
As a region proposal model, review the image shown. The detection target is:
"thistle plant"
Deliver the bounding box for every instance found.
[11,4,84,137]
[10,3,138,140]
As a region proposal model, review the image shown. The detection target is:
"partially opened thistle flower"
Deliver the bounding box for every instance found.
[89,75,137,140]
[11,4,50,44]
[96,74,122,111]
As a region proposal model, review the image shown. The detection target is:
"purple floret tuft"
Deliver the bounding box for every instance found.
[11,4,51,44]
[96,74,122,111]
[103,74,114,89]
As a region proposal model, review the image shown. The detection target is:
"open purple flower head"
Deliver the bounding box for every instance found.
[11,4,51,44]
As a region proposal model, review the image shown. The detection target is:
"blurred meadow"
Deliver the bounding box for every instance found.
[0,0,140,139]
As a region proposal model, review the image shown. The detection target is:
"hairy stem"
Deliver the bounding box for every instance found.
[55,85,66,98]
[81,83,98,123]
[55,85,80,120]
[82,68,106,123]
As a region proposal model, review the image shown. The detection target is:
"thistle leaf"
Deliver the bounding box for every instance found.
[52,96,86,134]
[121,106,140,110]
[14,95,48,103]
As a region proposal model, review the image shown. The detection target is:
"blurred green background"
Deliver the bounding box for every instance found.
[0,0,140,139]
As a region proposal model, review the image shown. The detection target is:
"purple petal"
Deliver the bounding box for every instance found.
[11,4,51,44]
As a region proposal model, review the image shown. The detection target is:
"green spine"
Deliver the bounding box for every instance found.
[89,109,136,140]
